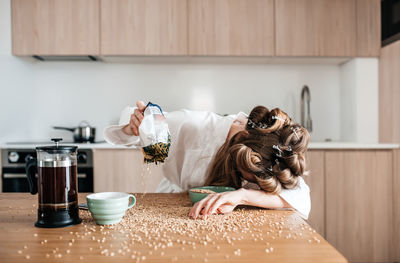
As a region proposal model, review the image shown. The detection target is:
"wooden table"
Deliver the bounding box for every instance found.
[0,193,347,263]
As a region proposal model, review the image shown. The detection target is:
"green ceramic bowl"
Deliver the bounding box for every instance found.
[189,186,236,204]
[86,192,136,225]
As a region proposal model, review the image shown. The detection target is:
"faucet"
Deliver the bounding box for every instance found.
[301,85,313,133]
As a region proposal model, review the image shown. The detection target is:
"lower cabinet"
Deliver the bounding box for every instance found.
[93,149,164,193]
[394,150,400,262]
[325,150,393,263]
[304,150,325,236]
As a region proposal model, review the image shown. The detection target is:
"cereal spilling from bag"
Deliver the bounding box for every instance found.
[139,102,171,164]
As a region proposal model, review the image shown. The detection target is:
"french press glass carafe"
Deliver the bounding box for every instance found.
[26,138,81,228]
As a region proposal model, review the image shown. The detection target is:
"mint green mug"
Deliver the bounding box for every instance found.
[86,192,136,225]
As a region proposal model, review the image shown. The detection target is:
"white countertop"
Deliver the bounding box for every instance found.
[0,142,135,150]
[1,142,398,150]
[308,142,399,149]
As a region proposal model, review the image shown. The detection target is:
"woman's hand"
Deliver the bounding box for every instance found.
[189,188,247,220]
[122,101,146,136]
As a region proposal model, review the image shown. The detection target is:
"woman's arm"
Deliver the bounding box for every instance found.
[189,188,291,220]
[241,188,291,208]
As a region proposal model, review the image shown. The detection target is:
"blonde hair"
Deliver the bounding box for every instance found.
[205,106,310,194]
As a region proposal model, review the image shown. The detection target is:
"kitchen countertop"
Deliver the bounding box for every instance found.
[0,142,134,150]
[308,142,399,149]
[0,193,347,263]
[0,142,399,150]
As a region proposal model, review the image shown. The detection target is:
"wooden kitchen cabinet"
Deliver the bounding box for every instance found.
[393,150,400,262]
[188,0,275,56]
[379,41,400,143]
[356,0,381,57]
[101,0,187,55]
[93,149,164,193]
[275,0,357,56]
[325,150,393,263]
[11,0,381,57]
[304,150,325,236]
[380,43,400,262]
[11,0,100,55]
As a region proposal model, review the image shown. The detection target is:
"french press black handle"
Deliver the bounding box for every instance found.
[25,156,37,195]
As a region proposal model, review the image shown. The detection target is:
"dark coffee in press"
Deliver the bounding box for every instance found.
[37,165,78,213]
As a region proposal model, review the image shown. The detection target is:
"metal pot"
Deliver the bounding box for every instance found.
[53,121,96,143]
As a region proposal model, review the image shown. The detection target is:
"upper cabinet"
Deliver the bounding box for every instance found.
[11,0,380,57]
[11,0,100,55]
[101,0,187,55]
[275,0,380,57]
[188,0,275,56]
[275,0,357,57]
[356,0,381,57]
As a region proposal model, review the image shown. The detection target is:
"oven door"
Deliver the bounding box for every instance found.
[2,167,93,193]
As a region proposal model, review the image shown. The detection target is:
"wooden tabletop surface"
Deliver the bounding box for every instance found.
[0,193,347,263]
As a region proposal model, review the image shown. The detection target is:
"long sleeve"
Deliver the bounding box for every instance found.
[279,177,311,219]
[103,106,141,146]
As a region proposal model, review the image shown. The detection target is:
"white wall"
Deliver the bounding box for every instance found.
[0,0,378,144]
[340,59,379,143]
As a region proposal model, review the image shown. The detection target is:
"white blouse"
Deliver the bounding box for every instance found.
[104,107,311,219]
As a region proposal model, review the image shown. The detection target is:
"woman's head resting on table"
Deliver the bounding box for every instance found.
[205,106,310,194]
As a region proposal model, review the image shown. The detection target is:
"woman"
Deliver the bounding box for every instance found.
[104,101,311,220]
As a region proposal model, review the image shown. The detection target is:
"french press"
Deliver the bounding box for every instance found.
[26,138,81,228]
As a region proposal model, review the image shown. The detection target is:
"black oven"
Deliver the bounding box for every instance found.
[382,0,400,46]
[1,148,93,193]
